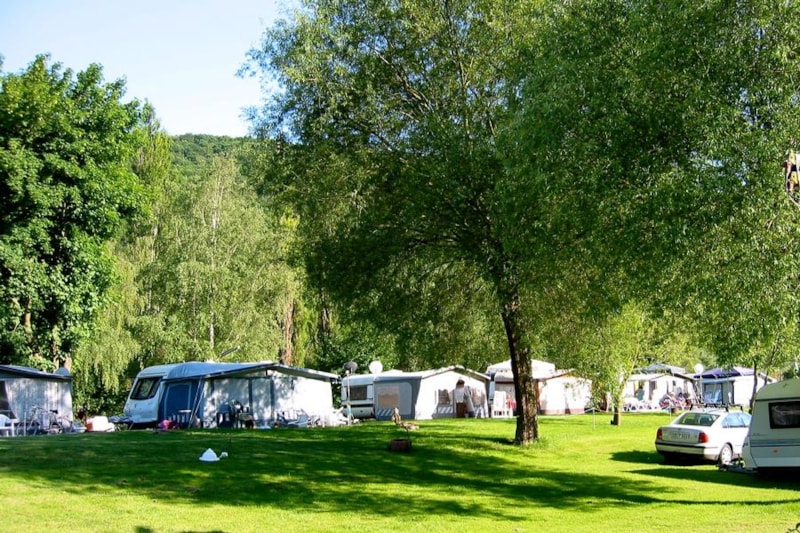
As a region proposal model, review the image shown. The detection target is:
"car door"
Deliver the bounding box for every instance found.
[722,412,751,454]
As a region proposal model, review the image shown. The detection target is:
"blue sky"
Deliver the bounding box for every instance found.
[0,1,292,137]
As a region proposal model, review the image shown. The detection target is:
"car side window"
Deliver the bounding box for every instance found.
[724,413,744,428]
[722,414,733,428]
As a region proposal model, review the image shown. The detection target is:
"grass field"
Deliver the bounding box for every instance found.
[1,413,798,533]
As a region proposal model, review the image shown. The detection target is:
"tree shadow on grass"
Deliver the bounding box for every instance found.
[610,450,664,465]
[611,449,800,489]
[2,425,796,523]
[633,465,800,489]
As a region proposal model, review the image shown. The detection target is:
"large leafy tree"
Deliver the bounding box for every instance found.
[247,0,541,443]
[0,55,146,369]
[508,1,800,376]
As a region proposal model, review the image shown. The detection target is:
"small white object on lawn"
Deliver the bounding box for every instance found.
[199,448,219,462]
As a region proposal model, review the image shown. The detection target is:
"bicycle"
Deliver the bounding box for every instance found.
[21,406,70,435]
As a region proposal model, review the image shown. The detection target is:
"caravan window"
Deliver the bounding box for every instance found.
[769,401,800,429]
[703,383,724,405]
[349,386,368,401]
[130,377,162,400]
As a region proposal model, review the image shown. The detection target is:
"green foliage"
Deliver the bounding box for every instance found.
[70,119,172,413]
[132,143,310,367]
[248,0,542,442]
[507,0,800,370]
[0,55,145,367]
[572,304,656,422]
[171,134,251,176]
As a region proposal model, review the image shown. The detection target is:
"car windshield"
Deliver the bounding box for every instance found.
[676,412,719,427]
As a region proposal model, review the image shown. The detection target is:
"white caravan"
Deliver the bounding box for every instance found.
[123,361,338,428]
[742,379,800,471]
[341,374,377,419]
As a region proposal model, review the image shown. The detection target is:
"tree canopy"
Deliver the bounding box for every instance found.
[0,55,146,369]
[248,0,545,443]
[5,0,800,431]
[247,0,800,443]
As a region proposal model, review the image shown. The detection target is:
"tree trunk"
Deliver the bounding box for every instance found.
[499,282,539,445]
[611,406,622,426]
[21,297,41,361]
[278,299,296,365]
[611,388,624,425]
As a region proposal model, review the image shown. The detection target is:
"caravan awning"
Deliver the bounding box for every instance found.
[698,367,753,379]
[160,361,340,383]
[263,363,339,382]
[373,365,489,383]
[628,372,697,383]
[162,362,274,382]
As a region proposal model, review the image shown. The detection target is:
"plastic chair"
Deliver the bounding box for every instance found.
[287,412,310,428]
[0,414,16,437]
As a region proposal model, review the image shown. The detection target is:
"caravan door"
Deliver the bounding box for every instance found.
[161,381,199,425]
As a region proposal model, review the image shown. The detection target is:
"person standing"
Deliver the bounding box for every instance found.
[454,379,469,418]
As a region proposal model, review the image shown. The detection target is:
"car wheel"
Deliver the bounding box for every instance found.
[718,444,734,466]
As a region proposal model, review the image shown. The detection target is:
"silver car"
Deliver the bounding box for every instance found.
[655,408,752,465]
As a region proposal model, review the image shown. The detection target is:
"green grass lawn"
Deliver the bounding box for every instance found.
[1,413,798,533]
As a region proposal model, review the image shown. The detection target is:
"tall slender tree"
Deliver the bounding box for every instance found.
[137,150,307,365]
[248,0,542,443]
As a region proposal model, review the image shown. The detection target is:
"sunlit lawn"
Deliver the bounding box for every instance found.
[0,413,798,533]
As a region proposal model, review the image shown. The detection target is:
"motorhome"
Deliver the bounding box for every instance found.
[742,379,800,471]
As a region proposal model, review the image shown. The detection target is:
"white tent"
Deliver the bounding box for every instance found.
[486,359,591,416]
[0,364,73,423]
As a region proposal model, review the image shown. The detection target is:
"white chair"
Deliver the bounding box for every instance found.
[0,414,17,437]
[288,411,310,428]
[492,391,513,418]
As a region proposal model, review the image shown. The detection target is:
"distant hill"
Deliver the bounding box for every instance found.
[170,134,255,175]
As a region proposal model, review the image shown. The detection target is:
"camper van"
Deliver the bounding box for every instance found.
[742,379,800,471]
[341,374,377,419]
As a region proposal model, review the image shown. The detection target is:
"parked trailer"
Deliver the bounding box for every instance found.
[742,379,800,472]
[341,374,377,419]
[123,361,338,428]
